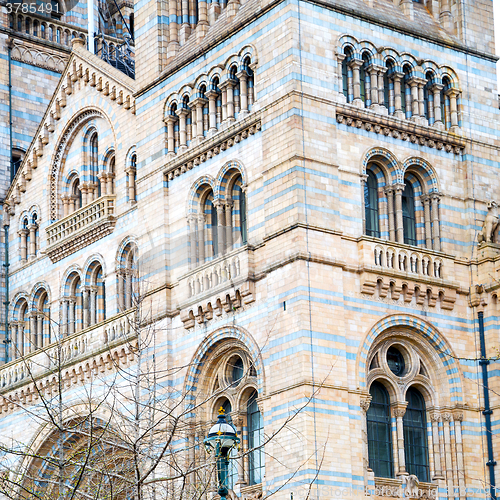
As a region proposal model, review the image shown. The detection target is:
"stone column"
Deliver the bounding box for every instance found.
[18,322,25,357]
[226,81,236,122]
[80,183,89,206]
[198,214,206,262]
[422,195,432,249]
[19,228,28,262]
[430,412,444,479]
[127,168,136,203]
[69,195,76,213]
[453,411,466,500]
[90,287,97,325]
[82,288,90,329]
[188,215,198,270]
[442,413,454,500]
[36,314,43,349]
[394,183,405,244]
[417,80,426,118]
[392,403,408,475]
[192,97,208,143]
[11,323,18,359]
[393,72,404,119]
[167,0,179,59]
[447,89,460,131]
[61,195,70,217]
[117,273,125,311]
[360,396,372,477]
[432,84,444,130]
[29,313,37,353]
[177,108,190,151]
[236,71,249,116]
[68,298,75,335]
[431,193,441,251]
[28,223,37,259]
[125,273,133,309]
[206,90,218,135]
[409,78,419,119]
[385,187,395,242]
[215,200,226,256]
[351,60,363,106]
[61,298,68,336]
[368,66,378,107]
[165,116,177,155]
[225,201,233,252]
[378,68,386,111]
[221,84,228,123]
[98,172,108,196]
[106,172,114,195]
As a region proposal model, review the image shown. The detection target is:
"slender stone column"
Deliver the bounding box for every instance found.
[392,403,408,475]
[431,193,441,251]
[61,195,70,217]
[360,397,372,476]
[177,108,190,151]
[453,411,466,500]
[226,81,235,122]
[19,228,28,262]
[165,116,177,154]
[221,85,228,123]
[188,215,198,269]
[29,313,37,353]
[392,72,404,119]
[98,172,107,196]
[377,68,386,110]
[192,97,208,142]
[432,84,444,129]
[422,196,432,249]
[37,314,43,349]
[394,183,405,244]
[225,201,233,251]
[11,323,18,359]
[198,214,206,262]
[409,78,419,119]
[126,273,133,309]
[19,322,25,357]
[90,287,97,325]
[369,67,378,107]
[126,168,136,203]
[206,90,218,134]
[447,89,460,130]
[385,187,395,242]
[69,195,76,213]
[117,273,125,311]
[215,200,226,256]
[351,60,363,105]
[236,71,249,115]
[430,412,444,479]
[106,172,114,195]
[68,298,76,335]
[61,298,68,336]
[418,80,426,117]
[442,413,454,500]
[167,0,179,59]
[82,288,90,329]
[28,223,37,258]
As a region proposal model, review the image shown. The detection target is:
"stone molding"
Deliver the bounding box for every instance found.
[11,40,68,72]
[164,114,261,181]
[336,103,465,155]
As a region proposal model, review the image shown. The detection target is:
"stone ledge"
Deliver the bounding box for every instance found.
[336,103,466,155]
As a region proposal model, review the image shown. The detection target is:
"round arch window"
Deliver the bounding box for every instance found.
[230,356,244,384]
[387,346,405,376]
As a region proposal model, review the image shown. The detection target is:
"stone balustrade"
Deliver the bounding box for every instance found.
[0,311,135,392]
[8,10,87,47]
[45,195,116,261]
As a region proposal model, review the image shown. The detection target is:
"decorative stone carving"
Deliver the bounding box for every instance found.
[478,201,499,245]
[402,475,420,498]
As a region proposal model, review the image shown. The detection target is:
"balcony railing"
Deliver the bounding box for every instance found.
[8,10,87,47]
[178,246,256,328]
[0,311,135,392]
[45,195,116,262]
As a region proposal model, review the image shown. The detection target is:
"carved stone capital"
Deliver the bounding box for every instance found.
[392,402,408,418]
[360,396,372,413]
[429,412,441,422]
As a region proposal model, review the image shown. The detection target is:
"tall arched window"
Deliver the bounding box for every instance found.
[247,391,264,485]
[365,170,380,238]
[402,182,417,246]
[360,53,370,106]
[231,174,247,247]
[89,132,99,200]
[424,72,434,124]
[367,382,393,478]
[209,196,218,258]
[342,49,351,101]
[403,388,429,482]
[402,65,412,119]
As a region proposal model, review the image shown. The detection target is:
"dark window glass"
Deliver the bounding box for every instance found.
[402,182,417,246]
[367,382,393,478]
[231,357,244,384]
[210,197,218,257]
[342,58,348,99]
[403,388,429,482]
[365,170,380,238]
[248,391,264,485]
[387,347,405,376]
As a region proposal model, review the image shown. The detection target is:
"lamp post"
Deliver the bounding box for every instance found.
[204,407,240,500]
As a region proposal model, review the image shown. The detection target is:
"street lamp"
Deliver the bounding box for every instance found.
[204,407,240,500]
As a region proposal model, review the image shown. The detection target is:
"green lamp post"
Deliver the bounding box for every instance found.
[204,407,241,500]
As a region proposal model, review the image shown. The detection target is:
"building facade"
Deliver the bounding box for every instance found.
[0,0,499,498]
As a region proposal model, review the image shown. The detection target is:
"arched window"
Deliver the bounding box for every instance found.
[402,65,412,119]
[441,77,452,129]
[403,388,430,482]
[87,262,106,326]
[71,177,82,212]
[12,298,29,359]
[118,242,138,311]
[34,288,50,349]
[89,132,99,201]
[247,391,264,485]
[367,382,393,478]
[360,53,370,106]
[231,173,247,247]
[364,170,380,238]
[342,47,353,103]
[424,72,434,124]
[11,148,25,180]
[402,182,417,246]
[127,154,137,203]
[208,195,218,258]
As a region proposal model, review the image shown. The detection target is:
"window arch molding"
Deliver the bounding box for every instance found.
[185,327,265,491]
